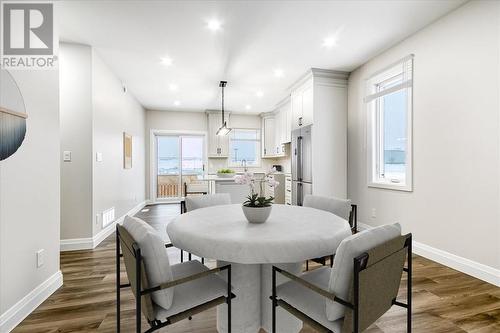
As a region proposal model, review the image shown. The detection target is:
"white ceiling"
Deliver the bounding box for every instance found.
[59,0,466,114]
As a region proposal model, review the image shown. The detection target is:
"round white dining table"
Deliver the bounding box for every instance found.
[167,204,352,333]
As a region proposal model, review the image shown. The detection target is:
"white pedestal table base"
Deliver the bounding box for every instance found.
[216,261,303,333]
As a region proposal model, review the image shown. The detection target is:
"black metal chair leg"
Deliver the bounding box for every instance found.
[201,257,205,264]
[272,266,277,333]
[189,253,192,261]
[408,236,412,333]
[116,228,121,333]
[330,254,334,267]
[227,265,232,333]
[136,249,142,333]
[305,260,309,271]
[180,249,184,263]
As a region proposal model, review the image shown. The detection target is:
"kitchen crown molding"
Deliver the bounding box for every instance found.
[287,68,350,93]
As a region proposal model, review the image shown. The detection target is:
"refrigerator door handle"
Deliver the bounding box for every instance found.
[298,182,303,206]
[297,135,303,181]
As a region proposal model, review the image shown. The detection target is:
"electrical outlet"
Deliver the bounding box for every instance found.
[371,208,377,218]
[36,249,44,268]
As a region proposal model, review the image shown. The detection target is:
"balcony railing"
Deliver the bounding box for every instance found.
[157,174,202,199]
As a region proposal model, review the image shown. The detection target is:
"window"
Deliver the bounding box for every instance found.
[366,55,413,191]
[229,129,261,167]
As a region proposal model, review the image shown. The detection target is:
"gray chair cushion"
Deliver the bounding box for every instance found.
[155,260,229,319]
[185,193,231,211]
[303,195,351,220]
[277,267,344,332]
[326,223,402,321]
[123,216,174,310]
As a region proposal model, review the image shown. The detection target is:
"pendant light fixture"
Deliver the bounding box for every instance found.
[216,80,232,136]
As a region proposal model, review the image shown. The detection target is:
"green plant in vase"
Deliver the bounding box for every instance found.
[235,168,279,223]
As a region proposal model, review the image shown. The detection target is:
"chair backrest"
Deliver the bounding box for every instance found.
[184,182,209,196]
[342,233,411,333]
[120,216,174,313]
[303,194,352,220]
[117,224,156,321]
[326,223,402,322]
[185,193,231,212]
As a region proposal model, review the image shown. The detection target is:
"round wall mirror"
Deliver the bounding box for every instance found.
[0,69,28,161]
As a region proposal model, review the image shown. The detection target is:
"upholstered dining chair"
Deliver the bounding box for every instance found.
[271,223,412,333]
[180,182,209,213]
[303,195,358,270]
[180,193,232,263]
[116,216,235,333]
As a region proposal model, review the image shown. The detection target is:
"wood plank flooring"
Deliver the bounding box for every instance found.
[14,204,500,332]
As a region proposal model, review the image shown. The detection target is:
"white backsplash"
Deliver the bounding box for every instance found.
[208,157,289,174]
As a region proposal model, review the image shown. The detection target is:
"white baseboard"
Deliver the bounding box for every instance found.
[60,200,147,252]
[358,222,500,287]
[0,270,63,333]
[412,241,500,287]
[60,237,94,251]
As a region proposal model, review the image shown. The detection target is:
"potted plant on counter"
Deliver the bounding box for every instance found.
[235,168,279,223]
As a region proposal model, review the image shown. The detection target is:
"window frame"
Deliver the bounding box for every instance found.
[228,128,262,168]
[366,56,413,192]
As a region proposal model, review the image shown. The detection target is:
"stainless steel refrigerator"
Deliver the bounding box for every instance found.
[291,125,312,206]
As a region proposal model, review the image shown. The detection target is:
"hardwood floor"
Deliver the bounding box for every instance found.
[14,204,500,333]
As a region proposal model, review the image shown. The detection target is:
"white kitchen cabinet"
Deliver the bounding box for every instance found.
[291,80,313,129]
[289,68,349,199]
[262,116,275,157]
[207,111,230,157]
[274,110,283,155]
[285,175,292,205]
[283,100,292,143]
[301,84,313,127]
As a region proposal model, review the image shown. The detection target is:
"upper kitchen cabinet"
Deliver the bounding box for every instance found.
[261,96,291,158]
[289,69,348,130]
[291,81,313,130]
[207,111,230,158]
[261,114,275,158]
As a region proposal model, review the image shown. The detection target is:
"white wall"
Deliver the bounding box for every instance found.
[92,50,146,236]
[59,43,93,240]
[59,43,146,244]
[348,0,500,275]
[0,70,61,329]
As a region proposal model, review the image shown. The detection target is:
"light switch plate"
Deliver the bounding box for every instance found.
[63,151,72,162]
[36,249,44,268]
[96,152,103,162]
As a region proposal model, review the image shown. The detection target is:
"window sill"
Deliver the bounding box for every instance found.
[368,181,412,192]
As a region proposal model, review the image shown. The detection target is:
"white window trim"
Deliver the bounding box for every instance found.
[366,55,413,192]
[228,128,262,168]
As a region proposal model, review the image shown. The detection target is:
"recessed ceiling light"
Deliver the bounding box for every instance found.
[161,57,173,66]
[256,91,264,98]
[174,100,181,106]
[274,69,284,78]
[245,105,251,110]
[169,84,178,91]
[322,36,337,49]
[207,19,222,32]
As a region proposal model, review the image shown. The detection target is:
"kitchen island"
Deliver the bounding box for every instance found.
[199,173,265,203]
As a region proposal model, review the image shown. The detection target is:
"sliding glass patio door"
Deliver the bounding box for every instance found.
[156,134,205,201]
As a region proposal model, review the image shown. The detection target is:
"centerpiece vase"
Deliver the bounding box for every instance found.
[242,205,272,224]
